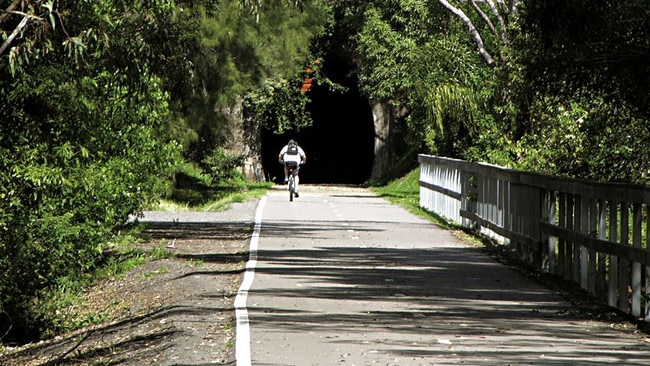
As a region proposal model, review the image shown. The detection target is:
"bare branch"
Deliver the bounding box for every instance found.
[0,1,46,56]
[1,1,58,58]
[0,0,24,24]
[486,0,508,43]
[469,0,497,38]
[509,0,519,15]
[0,16,29,56]
[5,10,44,21]
[438,0,496,68]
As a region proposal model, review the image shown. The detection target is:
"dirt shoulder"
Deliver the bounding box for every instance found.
[1,199,260,366]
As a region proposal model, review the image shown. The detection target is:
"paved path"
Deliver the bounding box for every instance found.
[237,186,650,365]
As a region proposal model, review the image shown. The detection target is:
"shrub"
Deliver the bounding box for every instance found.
[201,147,245,185]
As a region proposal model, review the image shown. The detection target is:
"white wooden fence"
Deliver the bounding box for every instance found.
[419,154,650,321]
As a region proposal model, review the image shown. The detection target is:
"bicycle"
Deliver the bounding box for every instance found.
[285,162,300,202]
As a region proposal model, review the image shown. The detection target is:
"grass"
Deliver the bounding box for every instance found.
[141,266,168,280]
[153,167,272,212]
[371,168,486,250]
[371,168,455,230]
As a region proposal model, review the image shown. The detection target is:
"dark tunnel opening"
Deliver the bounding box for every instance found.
[261,57,375,185]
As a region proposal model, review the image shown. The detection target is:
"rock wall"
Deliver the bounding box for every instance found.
[222,99,265,182]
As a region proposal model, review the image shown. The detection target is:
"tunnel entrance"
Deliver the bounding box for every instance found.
[261,59,375,185]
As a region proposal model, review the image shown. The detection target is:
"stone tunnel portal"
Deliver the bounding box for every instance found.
[261,81,375,185]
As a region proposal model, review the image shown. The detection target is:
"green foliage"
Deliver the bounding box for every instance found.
[514,92,650,185]
[243,77,314,134]
[499,1,650,183]
[514,95,590,175]
[518,0,650,107]
[159,160,271,211]
[31,278,104,339]
[238,0,331,135]
[583,101,650,185]
[174,162,215,189]
[356,1,451,101]
[0,0,183,342]
[202,147,245,185]
[166,163,215,207]
[351,1,498,159]
[171,0,328,161]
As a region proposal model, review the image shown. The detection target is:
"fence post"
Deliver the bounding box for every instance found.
[646,204,650,321]
[571,194,580,282]
[542,190,556,273]
[608,201,619,308]
[619,204,630,313]
[632,203,642,317]
[558,193,567,278]
[597,200,607,298]
[579,196,588,290]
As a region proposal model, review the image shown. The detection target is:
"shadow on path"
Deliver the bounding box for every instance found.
[249,219,650,365]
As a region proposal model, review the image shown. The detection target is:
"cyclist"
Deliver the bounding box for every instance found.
[278,139,306,197]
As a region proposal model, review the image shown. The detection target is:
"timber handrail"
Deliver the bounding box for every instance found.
[419,154,650,321]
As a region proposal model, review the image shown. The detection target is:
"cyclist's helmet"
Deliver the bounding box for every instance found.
[288,139,297,146]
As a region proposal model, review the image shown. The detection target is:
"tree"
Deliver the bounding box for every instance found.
[504,0,650,183]
[0,0,183,342]
[162,0,327,166]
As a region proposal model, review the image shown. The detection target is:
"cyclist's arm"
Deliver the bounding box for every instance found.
[298,147,307,164]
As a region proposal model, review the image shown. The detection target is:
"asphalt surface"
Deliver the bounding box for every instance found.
[237,185,650,366]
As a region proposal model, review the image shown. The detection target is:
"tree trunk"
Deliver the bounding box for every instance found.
[369,99,391,181]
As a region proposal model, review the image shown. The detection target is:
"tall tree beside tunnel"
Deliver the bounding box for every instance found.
[171,0,328,178]
[316,0,505,180]
[423,0,520,165]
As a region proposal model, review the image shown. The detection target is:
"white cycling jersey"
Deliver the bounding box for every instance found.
[280,145,305,164]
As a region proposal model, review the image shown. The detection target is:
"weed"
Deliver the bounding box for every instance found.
[142,266,168,280]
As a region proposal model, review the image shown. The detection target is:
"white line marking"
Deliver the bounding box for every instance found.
[235,196,266,366]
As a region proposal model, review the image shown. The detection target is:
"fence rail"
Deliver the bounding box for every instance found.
[419,154,650,321]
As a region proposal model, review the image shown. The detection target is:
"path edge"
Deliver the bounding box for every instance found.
[234,196,266,366]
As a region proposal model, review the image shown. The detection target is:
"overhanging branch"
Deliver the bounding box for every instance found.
[438,0,496,68]
[0,16,29,56]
